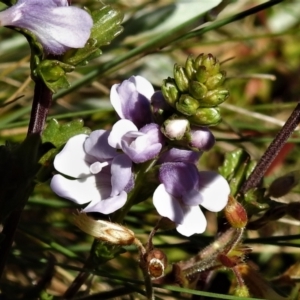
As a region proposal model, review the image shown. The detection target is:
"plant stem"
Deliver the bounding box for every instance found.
[63,239,98,298]
[27,79,53,135]
[239,103,300,194]
[0,80,52,278]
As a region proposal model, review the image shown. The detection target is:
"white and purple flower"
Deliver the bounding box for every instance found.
[153,159,230,237]
[0,0,93,54]
[110,75,154,128]
[50,130,133,214]
[108,119,164,164]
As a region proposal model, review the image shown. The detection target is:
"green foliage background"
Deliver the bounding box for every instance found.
[1,0,300,299]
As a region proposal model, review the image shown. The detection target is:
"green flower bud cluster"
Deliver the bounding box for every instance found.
[161,53,229,126]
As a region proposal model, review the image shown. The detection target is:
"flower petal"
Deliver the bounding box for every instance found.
[0,0,93,54]
[54,134,91,178]
[50,174,108,205]
[159,162,199,198]
[108,119,138,149]
[190,127,215,151]
[122,135,162,163]
[158,148,201,164]
[153,184,184,224]
[176,205,207,237]
[83,191,127,214]
[198,171,230,212]
[110,76,153,128]
[129,75,155,100]
[84,130,118,161]
[110,154,132,197]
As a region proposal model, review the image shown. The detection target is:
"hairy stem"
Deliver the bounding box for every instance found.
[27,79,53,135]
[239,103,300,194]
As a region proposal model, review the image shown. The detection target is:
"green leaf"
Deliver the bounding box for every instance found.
[62,38,102,66]
[219,149,249,180]
[33,60,74,93]
[62,5,123,66]
[91,5,124,48]
[38,119,91,182]
[42,119,91,148]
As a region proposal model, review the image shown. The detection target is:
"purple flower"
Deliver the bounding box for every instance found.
[50,130,133,214]
[188,127,215,151]
[0,0,93,54]
[110,76,154,128]
[158,148,201,164]
[153,162,230,236]
[108,119,164,164]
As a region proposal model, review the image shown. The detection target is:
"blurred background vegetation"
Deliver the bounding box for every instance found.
[1,0,300,299]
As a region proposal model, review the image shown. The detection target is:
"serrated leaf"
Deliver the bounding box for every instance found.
[42,119,91,148]
[91,5,123,48]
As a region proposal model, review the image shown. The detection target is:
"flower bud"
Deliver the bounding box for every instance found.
[162,118,189,140]
[188,127,215,151]
[185,56,195,79]
[145,249,168,279]
[206,71,226,90]
[188,107,221,126]
[224,196,248,228]
[161,78,179,107]
[201,54,220,75]
[194,53,205,68]
[188,81,207,100]
[200,89,229,107]
[176,94,199,116]
[174,64,189,92]
[74,213,135,245]
[195,66,210,83]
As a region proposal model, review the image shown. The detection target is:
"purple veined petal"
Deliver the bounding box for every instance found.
[176,205,207,237]
[108,119,138,149]
[0,0,93,54]
[198,171,230,212]
[50,174,108,205]
[84,130,118,161]
[110,154,132,197]
[129,76,155,100]
[54,134,91,178]
[110,77,153,128]
[189,127,215,151]
[159,162,199,198]
[83,191,127,214]
[153,184,184,224]
[29,7,93,54]
[158,148,201,164]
